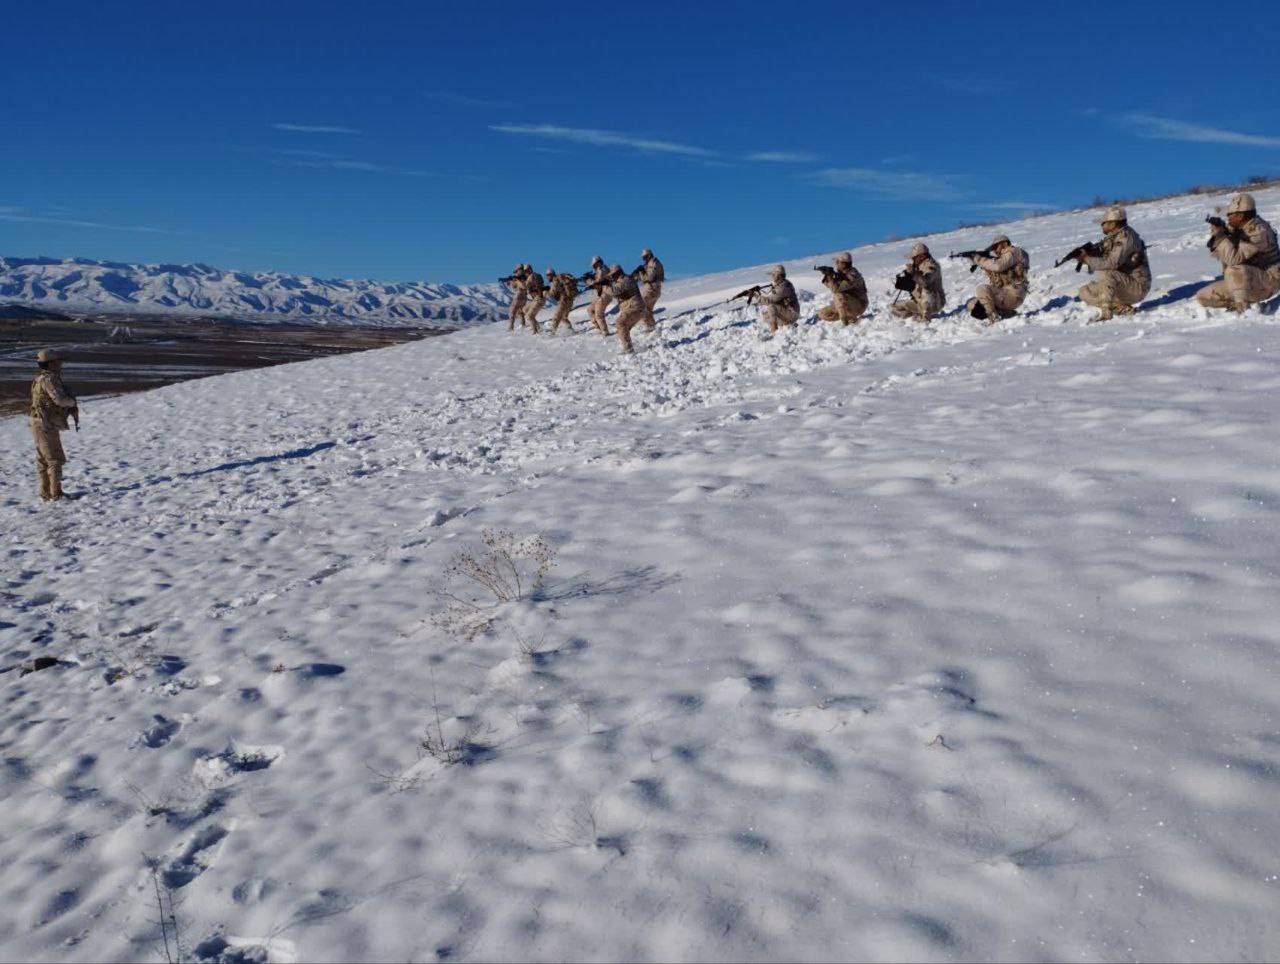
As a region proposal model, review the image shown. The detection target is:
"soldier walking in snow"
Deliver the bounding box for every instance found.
[816,252,868,325]
[890,243,946,322]
[755,265,801,332]
[505,264,528,332]
[963,234,1030,323]
[585,255,613,337]
[29,349,78,502]
[547,268,578,334]
[1073,206,1150,321]
[604,264,647,354]
[523,266,547,334]
[635,248,664,329]
[1195,193,1280,313]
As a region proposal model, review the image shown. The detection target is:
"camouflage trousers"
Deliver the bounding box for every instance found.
[31,422,65,501]
[890,291,943,322]
[615,297,648,354]
[970,282,1027,322]
[550,298,575,333]
[523,293,545,334]
[591,292,613,336]
[1079,270,1149,314]
[760,303,800,331]
[1195,265,1280,310]
[641,281,662,328]
[507,292,528,331]
[817,293,867,325]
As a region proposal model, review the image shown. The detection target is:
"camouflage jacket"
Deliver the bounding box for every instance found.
[30,370,76,431]
[975,245,1030,289]
[640,257,665,285]
[1212,216,1280,272]
[760,279,800,312]
[1084,225,1150,282]
[824,266,868,303]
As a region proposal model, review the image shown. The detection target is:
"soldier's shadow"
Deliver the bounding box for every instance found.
[1142,280,1212,310]
[103,440,338,495]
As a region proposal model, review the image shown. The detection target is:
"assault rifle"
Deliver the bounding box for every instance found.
[730,283,773,304]
[498,274,521,284]
[1205,215,1242,251]
[949,247,997,273]
[628,263,646,280]
[1054,241,1102,271]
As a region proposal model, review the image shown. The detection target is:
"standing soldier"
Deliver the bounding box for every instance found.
[890,243,946,322]
[585,255,612,337]
[1075,206,1150,321]
[523,265,547,334]
[604,264,647,354]
[756,265,801,332]
[636,248,664,329]
[547,268,578,334]
[817,252,868,325]
[964,234,1030,322]
[505,264,528,332]
[1195,193,1280,313]
[29,349,78,502]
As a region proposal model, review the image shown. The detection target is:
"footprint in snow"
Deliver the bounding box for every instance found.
[161,820,235,889]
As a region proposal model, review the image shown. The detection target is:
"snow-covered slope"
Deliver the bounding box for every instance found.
[3,189,1280,963]
[0,257,507,327]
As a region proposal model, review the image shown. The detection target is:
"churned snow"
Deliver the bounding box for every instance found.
[2,189,1279,963]
[0,257,506,327]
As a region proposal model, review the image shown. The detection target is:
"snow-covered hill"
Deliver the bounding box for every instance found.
[0,256,507,327]
[3,188,1280,963]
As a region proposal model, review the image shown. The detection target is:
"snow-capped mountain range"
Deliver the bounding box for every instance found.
[0,256,507,327]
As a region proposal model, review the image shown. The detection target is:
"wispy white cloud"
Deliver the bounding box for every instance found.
[425,90,511,110]
[808,168,966,202]
[272,123,360,134]
[1119,113,1280,148]
[491,124,717,158]
[970,200,1058,211]
[747,151,818,163]
[0,208,166,233]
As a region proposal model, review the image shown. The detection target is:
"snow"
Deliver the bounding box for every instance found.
[0,257,506,327]
[3,189,1280,962]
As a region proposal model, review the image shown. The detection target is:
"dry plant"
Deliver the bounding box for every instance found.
[143,854,184,964]
[419,670,490,766]
[432,529,557,641]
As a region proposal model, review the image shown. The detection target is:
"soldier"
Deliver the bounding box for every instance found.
[965,234,1030,323]
[604,264,647,354]
[756,265,801,332]
[1076,206,1150,321]
[636,248,664,329]
[817,252,868,325]
[523,265,547,334]
[29,349,78,502]
[506,264,528,332]
[547,268,578,334]
[890,243,946,322]
[1196,193,1280,313]
[586,255,612,336]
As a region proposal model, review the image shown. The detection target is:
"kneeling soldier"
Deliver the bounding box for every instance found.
[966,234,1030,322]
[29,349,78,502]
[891,243,946,322]
[1196,193,1280,313]
[757,265,801,332]
[816,252,868,325]
[1076,206,1150,321]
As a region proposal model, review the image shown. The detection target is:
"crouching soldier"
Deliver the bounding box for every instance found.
[505,264,528,332]
[891,243,946,322]
[547,268,578,334]
[757,265,801,332]
[30,349,78,502]
[1076,206,1150,321]
[1196,193,1280,313]
[523,266,547,334]
[816,252,868,325]
[966,234,1030,322]
[604,264,647,354]
[636,248,664,329]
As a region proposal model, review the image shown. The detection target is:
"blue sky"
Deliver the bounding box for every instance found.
[3,1,1278,284]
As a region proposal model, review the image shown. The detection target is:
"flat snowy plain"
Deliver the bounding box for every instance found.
[2,190,1280,963]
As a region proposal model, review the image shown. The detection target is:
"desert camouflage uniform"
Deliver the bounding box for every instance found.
[506,273,528,331]
[639,255,664,328]
[758,269,801,331]
[29,367,76,501]
[606,271,647,354]
[970,243,1030,321]
[523,270,546,334]
[817,261,868,324]
[891,253,946,321]
[588,263,613,336]
[549,273,579,334]
[1196,215,1280,310]
[1079,224,1150,317]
